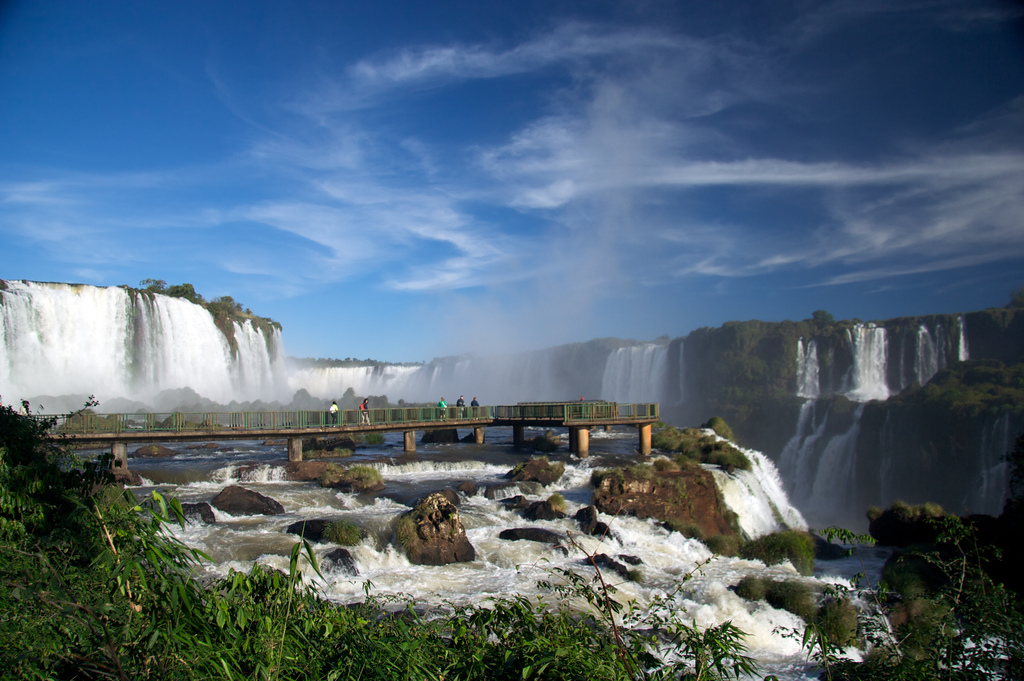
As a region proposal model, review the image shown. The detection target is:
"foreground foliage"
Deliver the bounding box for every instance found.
[0,402,764,680]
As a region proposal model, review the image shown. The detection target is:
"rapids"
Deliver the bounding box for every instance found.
[114,427,873,681]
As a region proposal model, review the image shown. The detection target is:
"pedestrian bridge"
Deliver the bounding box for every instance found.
[48,401,660,471]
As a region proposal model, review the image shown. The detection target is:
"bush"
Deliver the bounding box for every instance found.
[664,520,705,540]
[701,416,735,442]
[323,521,362,546]
[736,576,818,621]
[740,530,816,576]
[705,534,741,556]
[652,427,751,471]
[652,457,680,472]
[547,493,566,513]
[815,597,859,648]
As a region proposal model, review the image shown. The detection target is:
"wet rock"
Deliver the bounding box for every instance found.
[211,485,285,516]
[457,481,478,497]
[574,505,611,537]
[522,500,566,521]
[321,548,359,576]
[591,466,736,540]
[182,502,216,525]
[395,492,476,565]
[499,495,530,510]
[421,429,460,444]
[187,442,219,450]
[133,444,177,458]
[581,553,631,580]
[618,554,643,565]
[498,527,566,546]
[285,518,334,542]
[506,458,565,486]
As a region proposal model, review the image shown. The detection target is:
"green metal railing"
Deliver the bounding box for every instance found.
[40,402,659,436]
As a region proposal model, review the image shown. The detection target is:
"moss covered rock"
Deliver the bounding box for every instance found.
[395,492,475,565]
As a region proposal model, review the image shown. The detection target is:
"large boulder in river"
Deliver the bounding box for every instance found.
[321,548,359,576]
[211,485,285,516]
[506,458,565,485]
[421,428,460,444]
[575,505,612,538]
[182,502,216,525]
[395,492,475,565]
[591,464,736,539]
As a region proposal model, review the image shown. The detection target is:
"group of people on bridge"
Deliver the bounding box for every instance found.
[437,396,479,420]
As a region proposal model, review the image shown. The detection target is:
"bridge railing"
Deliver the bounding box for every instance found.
[40,402,658,435]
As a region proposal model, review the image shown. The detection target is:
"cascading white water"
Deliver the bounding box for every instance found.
[843,324,889,402]
[600,344,669,403]
[795,339,820,399]
[0,281,288,406]
[957,315,969,361]
[913,323,942,387]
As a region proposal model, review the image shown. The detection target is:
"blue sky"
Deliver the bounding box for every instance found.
[1,1,1022,362]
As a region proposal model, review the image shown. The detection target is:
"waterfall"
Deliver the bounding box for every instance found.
[957,315,969,362]
[712,440,807,539]
[0,281,288,406]
[600,344,669,403]
[914,323,938,386]
[795,339,819,399]
[805,405,865,527]
[843,324,889,402]
[966,414,1012,516]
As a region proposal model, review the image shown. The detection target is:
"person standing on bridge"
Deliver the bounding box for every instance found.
[438,397,447,421]
[359,398,370,425]
[329,400,339,424]
[456,395,465,418]
[471,396,479,417]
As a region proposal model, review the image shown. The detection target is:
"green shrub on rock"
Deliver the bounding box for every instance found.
[740,530,816,576]
[651,427,751,472]
[701,416,735,442]
[323,520,362,546]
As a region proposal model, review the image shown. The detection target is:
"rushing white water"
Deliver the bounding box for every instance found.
[913,323,942,387]
[0,281,288,405]
[126,431,826,680]
[600,344,669,403]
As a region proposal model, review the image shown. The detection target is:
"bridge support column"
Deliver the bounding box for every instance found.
[473,427,485,444]
[404,431,416,453]
[288,437,303,463]
[513,425,524,447]
[111,442,128,472]
[638,424,652,456]
[573,426,589,457]
[568,427,577,452]
[605,425,613,433]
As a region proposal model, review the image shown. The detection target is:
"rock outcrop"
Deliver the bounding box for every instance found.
[395,492,475,565]
[591,465,736,539]
[211,485,285,516]
[182,502,216,524]
[321,548,359,576]
[574,505,612,538]
[506,458,565,486]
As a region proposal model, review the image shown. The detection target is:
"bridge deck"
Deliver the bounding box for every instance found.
[43,401,659,444]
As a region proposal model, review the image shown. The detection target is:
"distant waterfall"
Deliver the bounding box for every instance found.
[289,352,567,405]
[796,339,820,398]
[600,344,669,403]
[967,414,1012,515]
[0,281,287,407]
[843,324,889,402]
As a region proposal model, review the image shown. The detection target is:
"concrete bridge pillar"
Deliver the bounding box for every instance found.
[605,425,613,433]
[473,427,485,444]
[513,425,524,447]
[111,442,128,472]
[573,426,589,457]
[639,423,652,455]
[288,437,303,462]
[404,431,416,452]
